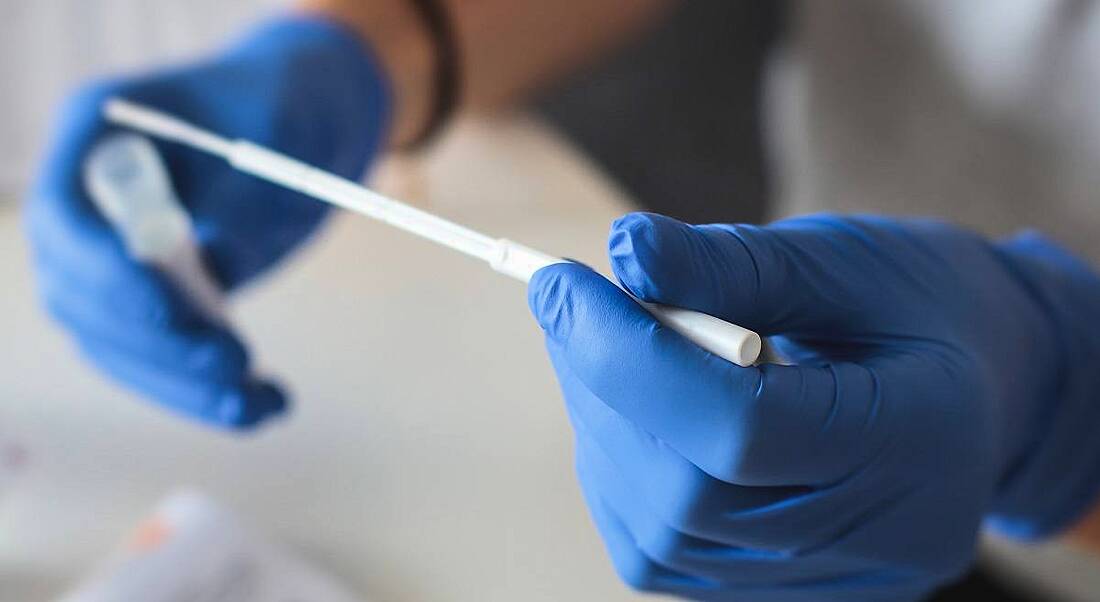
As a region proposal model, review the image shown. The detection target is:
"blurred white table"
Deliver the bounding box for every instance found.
[0,117,648,601]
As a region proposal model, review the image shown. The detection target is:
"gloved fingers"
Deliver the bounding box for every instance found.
[531,261,755,483]
[577,454,920,602]
[32,231,208,323]
[531,263,885,486]
[31,226,249,370]
[608,212,877,335]
[552,342,822,542]
[996,229,1092,272]
[36,261,285,428]
[575,430,868,585]
[558,341,902,553]
[767,334,829,365]
[574,460,727,600]
[70,330,285,428]
[576,442,737,585]
[41,275,248,386]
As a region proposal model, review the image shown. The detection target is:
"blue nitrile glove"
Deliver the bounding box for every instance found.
[528,212,1100,601]
[25,17,390,428]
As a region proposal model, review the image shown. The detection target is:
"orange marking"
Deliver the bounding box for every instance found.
[128,517,173,552]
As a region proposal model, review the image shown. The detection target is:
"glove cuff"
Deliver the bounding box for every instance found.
[987,231,1100,540]
[225,15,393,182]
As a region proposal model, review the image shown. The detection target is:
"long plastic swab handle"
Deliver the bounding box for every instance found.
[227,142,762,367]
[84,133,225,321]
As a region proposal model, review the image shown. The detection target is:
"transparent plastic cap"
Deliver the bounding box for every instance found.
[84,133,191,262]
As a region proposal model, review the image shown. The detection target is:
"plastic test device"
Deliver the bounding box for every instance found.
[86,133,226,320]
[91,98,762,367]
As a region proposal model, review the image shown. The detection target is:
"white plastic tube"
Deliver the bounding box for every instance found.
[101,99,762,367]
[84,133,225,320]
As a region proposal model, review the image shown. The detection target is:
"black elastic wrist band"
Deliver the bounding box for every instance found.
[404,0,460,149]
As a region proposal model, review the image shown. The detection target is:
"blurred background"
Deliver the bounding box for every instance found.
[3,0,1100,600]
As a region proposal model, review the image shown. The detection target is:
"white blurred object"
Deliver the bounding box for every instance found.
[84,133,225,319]
[0,0,285,201]
[60,491,366,602]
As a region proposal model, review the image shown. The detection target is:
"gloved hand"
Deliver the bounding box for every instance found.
[25,16,390,428]
[528,212,1100,601]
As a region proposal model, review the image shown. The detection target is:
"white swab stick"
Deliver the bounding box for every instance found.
[102,99,762,366]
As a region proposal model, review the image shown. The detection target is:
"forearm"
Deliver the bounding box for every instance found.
[298,0,674,146]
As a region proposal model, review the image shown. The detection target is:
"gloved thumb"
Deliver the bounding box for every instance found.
[609,212,867,335]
